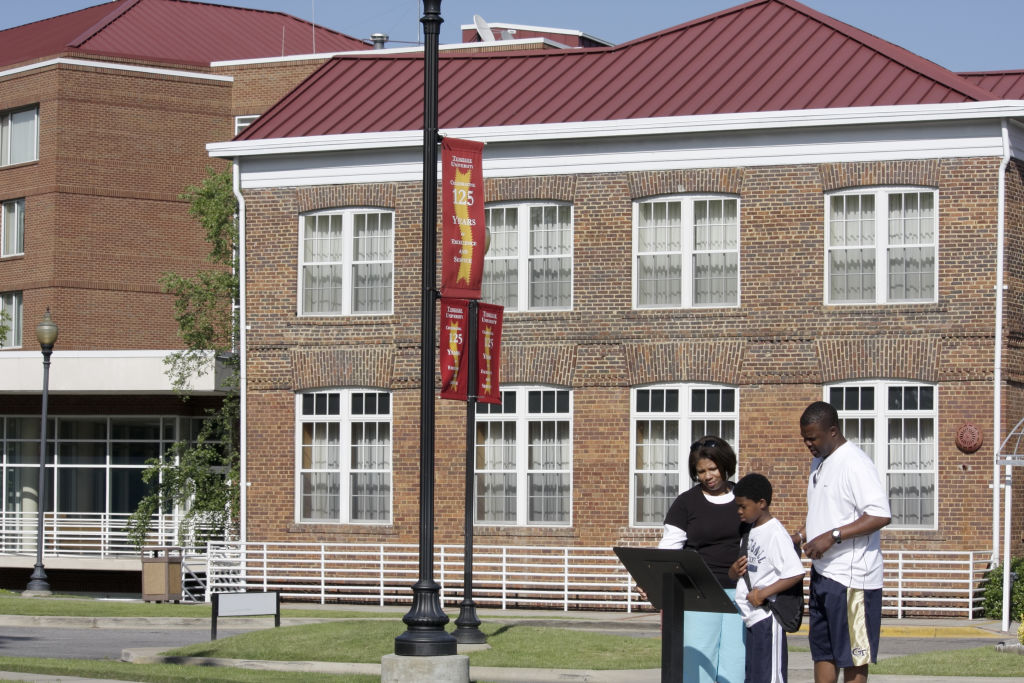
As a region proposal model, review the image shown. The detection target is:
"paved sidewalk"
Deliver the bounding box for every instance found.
[0,605,1021,682]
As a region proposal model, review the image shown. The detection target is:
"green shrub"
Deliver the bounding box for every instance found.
[981,557,1024,619]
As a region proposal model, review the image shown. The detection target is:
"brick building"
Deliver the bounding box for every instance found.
[0,0,370,582]
[209,0,1024,603]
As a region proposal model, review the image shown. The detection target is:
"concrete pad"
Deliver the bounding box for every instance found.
[381,653,469,682]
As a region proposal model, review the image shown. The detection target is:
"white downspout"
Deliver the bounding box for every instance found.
[998,123,1016,634]
[993,119,1009,571]
[232,160,248,545]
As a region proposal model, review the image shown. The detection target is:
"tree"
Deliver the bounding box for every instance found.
[127,167,240,548]
[0,308,9,347]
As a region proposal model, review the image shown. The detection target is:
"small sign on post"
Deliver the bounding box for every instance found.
[210,591,281,640]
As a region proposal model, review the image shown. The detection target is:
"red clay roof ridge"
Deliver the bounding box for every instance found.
[772,0,996,102]
[68,0,139,49]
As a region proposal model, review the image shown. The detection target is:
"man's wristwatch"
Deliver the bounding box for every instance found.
[831,528,842,544]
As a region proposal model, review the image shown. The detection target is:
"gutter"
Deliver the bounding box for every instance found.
[232,161,248,545]
[993,118,1009,567]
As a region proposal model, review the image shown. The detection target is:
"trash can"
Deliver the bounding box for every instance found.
[141,546,183,602]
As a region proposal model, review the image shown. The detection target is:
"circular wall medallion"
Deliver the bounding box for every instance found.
[956,423,983,453]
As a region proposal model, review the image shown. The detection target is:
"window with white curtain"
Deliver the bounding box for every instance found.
[2,198,25,257]
[828,382,936,529]
[633,195,739,309]
[474,386,572,525]
[299,209,393,316]
[631,384,738,526]
[482,202,572,311]
[296,389,392,524]
[1,106,39,167]
[826,188,937,304]
[0,291,23,348]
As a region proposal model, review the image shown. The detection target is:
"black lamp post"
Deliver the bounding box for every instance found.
[26,308,57,596]
[394,0,457,657]
[454,231,490,644]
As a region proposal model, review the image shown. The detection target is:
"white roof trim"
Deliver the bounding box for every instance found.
[459,21,612,46]
[208,100,1024,158]
[210,38,565,68]
[0,57,233,82]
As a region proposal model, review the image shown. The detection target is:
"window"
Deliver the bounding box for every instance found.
[234,115,259,135]
[1,106,39,167]
[475,386,572,525]
[482,202,572,311]
[296,389,392,523]
[0,291,22,348]
[2,198,24,257]
[828,382,936,529]
[1,415,183,536]
[631,384,738,525]
[634,196,739,308]
[827,188,937,304]
[299,209,393,315]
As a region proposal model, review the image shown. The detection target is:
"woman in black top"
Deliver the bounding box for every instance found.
[658,436,746,683]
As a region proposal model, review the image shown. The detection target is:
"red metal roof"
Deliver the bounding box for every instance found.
[240,0,999,141]
[0,0,369,70]
[959,71,1024,99]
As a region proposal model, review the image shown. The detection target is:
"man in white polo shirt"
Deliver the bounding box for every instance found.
[796,401,891,683]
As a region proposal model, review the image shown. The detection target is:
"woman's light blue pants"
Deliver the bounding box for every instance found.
[682,587,746,683]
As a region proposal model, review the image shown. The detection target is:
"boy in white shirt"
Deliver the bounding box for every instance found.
[729,473,805,683]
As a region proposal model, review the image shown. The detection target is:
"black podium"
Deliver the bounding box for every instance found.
[614,547,737,683]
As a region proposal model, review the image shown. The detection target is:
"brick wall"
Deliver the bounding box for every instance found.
[240,156,1023,557]
[1,61,233,351]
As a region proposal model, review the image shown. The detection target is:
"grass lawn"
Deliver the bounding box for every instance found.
[871,646,1024,677]
[169,620,663,670]
[0,591,386,619]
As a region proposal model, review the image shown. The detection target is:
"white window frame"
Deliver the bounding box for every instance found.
[482,201,574,312]
[474,385,573,526]
[630,383,739,526]
[827,381,937,530]
[295,388,393,525]
[825,187,938,305]
[632,194,741,310]
[1,106,39,167]
[234,115,259,135]
[298,208,394,317]
[0,291,23,349]
[2,198,25,257]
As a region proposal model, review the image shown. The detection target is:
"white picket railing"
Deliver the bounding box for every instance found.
[0,515,993,618]
[0,511,184,558]
[205,541,992,619]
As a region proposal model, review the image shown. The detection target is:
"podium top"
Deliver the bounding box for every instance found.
[614,546,737,614]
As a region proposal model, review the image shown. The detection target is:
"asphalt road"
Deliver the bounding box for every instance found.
[0,626,247,660]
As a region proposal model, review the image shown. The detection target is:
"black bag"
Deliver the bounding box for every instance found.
[739,531,804,633]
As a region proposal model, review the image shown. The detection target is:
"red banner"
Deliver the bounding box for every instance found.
[439,298,470,401]
[476,303,503,405]
[440,137,486,299]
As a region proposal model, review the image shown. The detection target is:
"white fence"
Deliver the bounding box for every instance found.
[0,511,183,558]
[205,542,992,619]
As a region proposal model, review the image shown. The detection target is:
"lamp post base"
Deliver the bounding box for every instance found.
[453,598,487,644]
[395,580,457,656]
[25,564,51,596]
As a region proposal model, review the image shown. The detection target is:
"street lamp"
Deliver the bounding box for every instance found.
[393,0,457,657]
[26,308,57,596]
[454,228,491,645]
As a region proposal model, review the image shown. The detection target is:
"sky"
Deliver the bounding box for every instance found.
[1,0,1021,73]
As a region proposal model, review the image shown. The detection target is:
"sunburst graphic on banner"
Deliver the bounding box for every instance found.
[480,324,494,395]
[454,167,475,284]
[446,320,462,390]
